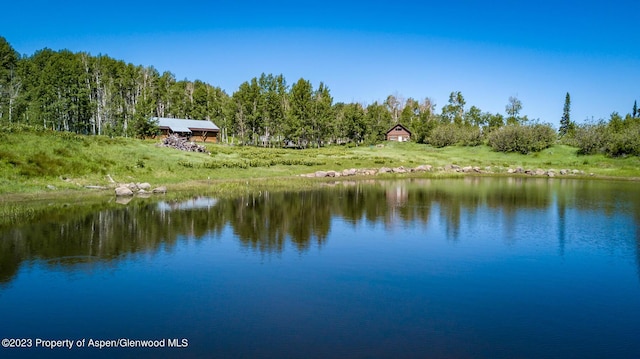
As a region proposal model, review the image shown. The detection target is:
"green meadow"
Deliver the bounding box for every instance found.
[1,127,639,198]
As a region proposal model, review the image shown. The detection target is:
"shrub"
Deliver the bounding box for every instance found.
[488,124,556,154]
[530,124,557,151]
[428,124,459,148]
[570,121,640,157]
[459,126,483,146]
[571,122,609,155]
[428,124,483,148]
[604,124,640,157]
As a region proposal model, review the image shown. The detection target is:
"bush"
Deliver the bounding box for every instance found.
[488,124,556,154]
[428,124,459,148]
[459,126,483,146]
[570,121,640,157]
[604,124,640,157]
[427,124,482,148]
[571,122,609,155]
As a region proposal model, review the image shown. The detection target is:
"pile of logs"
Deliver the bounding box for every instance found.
[160,134,208,153]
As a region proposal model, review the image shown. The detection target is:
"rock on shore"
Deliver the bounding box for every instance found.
[302,164,588,178]
[114,183,166,196]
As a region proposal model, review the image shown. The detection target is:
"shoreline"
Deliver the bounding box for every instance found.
[3,164,639,203]
[2,169,638,229]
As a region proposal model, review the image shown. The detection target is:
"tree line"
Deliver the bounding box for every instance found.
[0,37,228,138]
[558,92,640,157]
[1,36,638,155]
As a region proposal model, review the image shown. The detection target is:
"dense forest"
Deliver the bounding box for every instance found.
[0,36,638,155]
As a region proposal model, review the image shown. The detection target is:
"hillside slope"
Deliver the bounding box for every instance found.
[1,127,639,195]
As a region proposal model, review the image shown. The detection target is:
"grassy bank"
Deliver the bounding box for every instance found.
[1,128,640,197]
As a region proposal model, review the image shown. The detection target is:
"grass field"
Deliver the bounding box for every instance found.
[1,129,639,196]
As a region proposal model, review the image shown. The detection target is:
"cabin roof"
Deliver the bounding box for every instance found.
[385,123,412,135]
[153,117,219,133]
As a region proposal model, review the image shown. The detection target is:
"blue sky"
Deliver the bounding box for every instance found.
[2,0,639,127]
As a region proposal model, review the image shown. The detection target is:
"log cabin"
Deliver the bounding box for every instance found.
[385,124,412,142]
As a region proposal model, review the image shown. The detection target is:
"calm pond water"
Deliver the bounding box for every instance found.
[1,178,639,358]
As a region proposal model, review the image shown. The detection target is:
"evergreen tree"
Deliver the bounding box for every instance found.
[633,100,638,118]
[559,92,574,137]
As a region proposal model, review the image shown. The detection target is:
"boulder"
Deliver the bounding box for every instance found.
[535,169,546,176]
[137,182,152,190]
[152,186,167,194]
[315,171,328,178]
[342,168,357,176]
[414,165,432,172]
[115,187,134,196]
[462,166,473,173]
[392,166,407,173]
[46,185,57,190]
[326,171,337,177]
[378,167,392,174]
[359,169,376,176]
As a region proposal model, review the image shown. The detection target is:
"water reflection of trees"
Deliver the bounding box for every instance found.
[1,178,639,285]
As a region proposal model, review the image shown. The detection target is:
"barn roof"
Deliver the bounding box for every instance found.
[153,117,219,133]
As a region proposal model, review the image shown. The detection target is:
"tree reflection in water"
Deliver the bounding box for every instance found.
[1,178,639,285]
